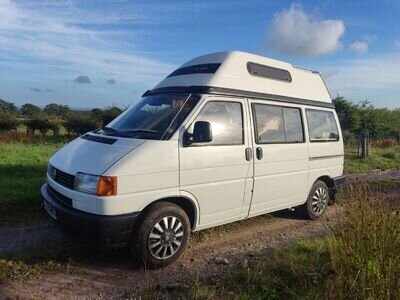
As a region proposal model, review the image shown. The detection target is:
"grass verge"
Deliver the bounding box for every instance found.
[344,145,400,173]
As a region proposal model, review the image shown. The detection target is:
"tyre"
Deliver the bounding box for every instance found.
[301,181,330,220]
[130,202,190,269]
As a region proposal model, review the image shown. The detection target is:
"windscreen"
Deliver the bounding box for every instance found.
[101,93,199,140]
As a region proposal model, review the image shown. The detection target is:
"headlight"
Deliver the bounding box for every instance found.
[74,173,99,194]
[74,173,117,196]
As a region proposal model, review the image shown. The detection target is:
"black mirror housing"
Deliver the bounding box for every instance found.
[191,121,212,143]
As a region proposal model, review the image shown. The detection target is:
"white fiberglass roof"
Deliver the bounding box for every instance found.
[154,51,332,103]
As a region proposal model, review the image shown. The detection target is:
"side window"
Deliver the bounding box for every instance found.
[306,109,339,142]
[253,104,285,143]
[189,101,244,145]
[252,104,304,144]
[283,107,304,142]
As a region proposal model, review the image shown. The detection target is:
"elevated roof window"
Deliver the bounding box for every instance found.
[247,62,292,83]
[167,63,221,78]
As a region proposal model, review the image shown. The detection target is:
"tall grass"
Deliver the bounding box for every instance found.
[149,185,400,299]
[325,186,400,299]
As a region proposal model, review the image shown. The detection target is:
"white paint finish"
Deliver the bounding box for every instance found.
[249,144,309,215]
[104,140,179,179]
[179,97,252,227]
[99,140,180,214]
[306,108,344,191]
[96,187,180,215]
[49,134,144,175]
[248,99,309,216]
[155,51,331,103]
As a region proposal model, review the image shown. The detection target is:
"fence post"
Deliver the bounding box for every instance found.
[360,132,369,158]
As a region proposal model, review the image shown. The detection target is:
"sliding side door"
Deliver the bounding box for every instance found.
[248,100,309,216]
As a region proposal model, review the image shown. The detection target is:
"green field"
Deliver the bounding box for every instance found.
[0,141,63,224]
[344,145,400,173]
[0,140,399,225]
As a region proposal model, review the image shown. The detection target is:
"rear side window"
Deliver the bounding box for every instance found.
[306,109,339,142]
[252,104,304,144]
[189,101,244,145]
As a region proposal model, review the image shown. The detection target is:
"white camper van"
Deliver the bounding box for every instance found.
[42,51,345,268]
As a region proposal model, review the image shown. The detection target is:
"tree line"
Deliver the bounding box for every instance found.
[333,96,400,144]
[0,99,122,136]
[1,97,399,140]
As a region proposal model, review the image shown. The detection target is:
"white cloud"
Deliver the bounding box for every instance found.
[319,53,400,106]
[0,0,175,84]
[349,41,369,54]
[349,35,375,54]
[266,4,345,56]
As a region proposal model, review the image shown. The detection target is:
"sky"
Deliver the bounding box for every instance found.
[0,0,399,109]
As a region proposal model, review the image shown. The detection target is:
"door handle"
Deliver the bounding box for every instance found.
[256,147,263,160]
[245,147,252,161]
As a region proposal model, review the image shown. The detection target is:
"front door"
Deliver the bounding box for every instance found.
[179,97,253,228]
[248,100,309,216]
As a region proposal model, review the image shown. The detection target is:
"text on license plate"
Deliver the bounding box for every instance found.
[44,200,57,220]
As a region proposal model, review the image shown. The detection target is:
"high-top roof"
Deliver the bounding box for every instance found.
[154,51,331,103]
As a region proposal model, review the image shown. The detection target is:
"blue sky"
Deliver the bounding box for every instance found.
[0,0,399,109]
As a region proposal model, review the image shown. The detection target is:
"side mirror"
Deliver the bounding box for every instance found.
[185,121,212,145]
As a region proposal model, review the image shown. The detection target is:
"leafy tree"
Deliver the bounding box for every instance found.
[0,112,18,131]
[64,114,98,136]
[333,96,359,132]
[44,103,70,117]
[20,103,42,118]
[356,101,383,138]
[0,99,17,114]
[25,118,50,136]
[102,106,122,126]
[91,108,103,120]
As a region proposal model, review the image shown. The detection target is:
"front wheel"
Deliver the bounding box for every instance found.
[130,202,190,269]
[301,181,330,220]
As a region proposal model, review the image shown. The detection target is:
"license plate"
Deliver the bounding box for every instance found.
[44,200,57,220]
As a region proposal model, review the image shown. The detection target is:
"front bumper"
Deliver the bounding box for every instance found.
[41,183,140,249]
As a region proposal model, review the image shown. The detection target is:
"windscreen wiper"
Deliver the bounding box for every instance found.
[96,126,119,135]
[116,129,159,137]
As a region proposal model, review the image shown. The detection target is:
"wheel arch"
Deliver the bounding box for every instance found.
[138,194,199,231]
[314,175,336,202]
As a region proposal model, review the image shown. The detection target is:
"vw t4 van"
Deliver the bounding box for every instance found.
[41,51,345,268]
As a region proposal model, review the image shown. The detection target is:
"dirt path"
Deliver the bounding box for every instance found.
[0,169,399,299]
[0,222,66,254]
[0,209,337,299]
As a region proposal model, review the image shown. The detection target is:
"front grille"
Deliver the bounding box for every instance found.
[47,185,73,207]
[48,165,75,189]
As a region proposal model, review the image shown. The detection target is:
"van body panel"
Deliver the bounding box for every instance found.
[247,99,309,216]
[100,140,180,215]
[306,109,344,192]
[179,96,252,227]
[49,135,144,175]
